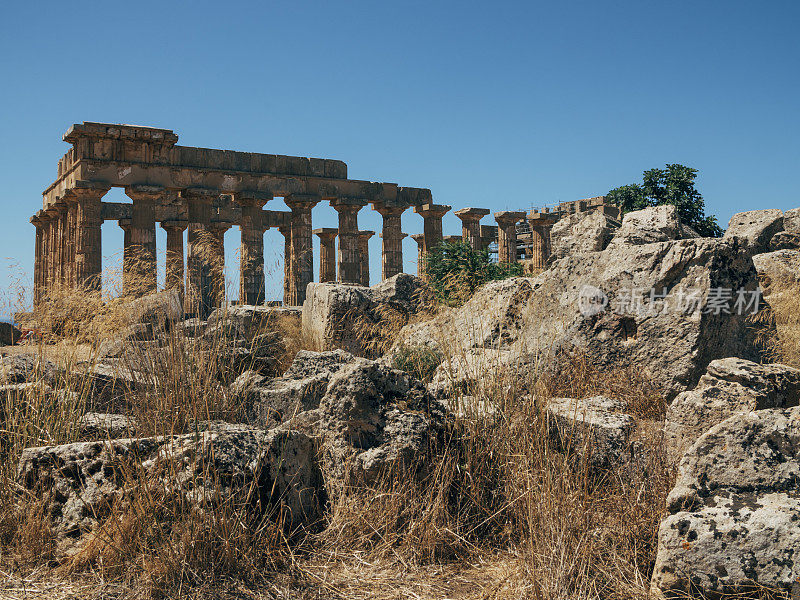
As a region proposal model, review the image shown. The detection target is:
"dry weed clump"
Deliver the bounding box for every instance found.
[753,270,800,368]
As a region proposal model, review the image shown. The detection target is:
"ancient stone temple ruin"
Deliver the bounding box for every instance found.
[31,122,618,315]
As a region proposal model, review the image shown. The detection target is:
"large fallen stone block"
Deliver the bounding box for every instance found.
[229,349,356,426]
[549,210,618,260]
[0,354,58,385]
[664,358,800,461]
[318,358,448,492]
[207,305,301,342]
[397,236,766,400]
[652,407,800,598]
[753,249,800,292]
[17,427,321,540]
[723,208,784,254]
[303,273,431,357]
[546,396,634,468]
[608,205,682,246]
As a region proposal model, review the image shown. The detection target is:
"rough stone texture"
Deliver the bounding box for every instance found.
[0,322,22,346]
[397,236,764,400]
[549,210,617,260]
[652,407,800,598]
[230,350,356,427]
[783,207,800,233]
[96,323,153,359]
[753,249,800,293]
[79,412,138,440]
[0,354,58,385]
[609,205,682,246]
[17,427,321,540]
[664,358,800,461]
[546,396,634,467]
[303,273,431,357]
[768,230,800,251]
[128,289,184,329]
[207,305,301,342]
[723,208,784,254]
[319,359,447,491]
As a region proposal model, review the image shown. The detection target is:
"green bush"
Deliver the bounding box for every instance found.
[392,343,444,383]
[424,240,523,306]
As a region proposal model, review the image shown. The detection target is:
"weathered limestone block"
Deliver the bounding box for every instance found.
[318,358,448,492]
[17,427,321,540]
[549,210,617,259]
[546,396,635,468]
[302,273,431,357]
[229,349,356,426]
[753,249,800,293]
[769,230,800,250]
[397,236,766,400]
[609,205,682,246]
[783,207,800,233]
[0,354,58,385]
[664,358,800,461]
[723,208,784,254]
[78,412,138,440]
[207,305,301,342]
[652,407,800,598]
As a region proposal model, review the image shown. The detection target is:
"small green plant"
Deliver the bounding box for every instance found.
[392,343,444,383]
[424,240,523,306]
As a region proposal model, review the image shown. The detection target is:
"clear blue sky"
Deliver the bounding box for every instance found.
[1,0,798,315]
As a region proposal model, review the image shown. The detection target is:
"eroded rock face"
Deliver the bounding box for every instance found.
[664,358,800,461]
[397,236,766,400]
[609,205,682,246]
[783,207,800,233]
[652,407,800,598]
[229,350,356,427]
[753,249,800,292]
[79,412,138,440]
[17,427,321,540]
[0,354,58,385]
[546,396,634,468]
[302,274,431,358]
[550,210,618,260]
[723,208,784,254]
[206,305,301,342]
[318,359,448,492]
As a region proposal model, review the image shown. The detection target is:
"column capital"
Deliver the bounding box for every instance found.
[358,230,375,241]
[411,233,425,246]
[414,203,451,219]
[380,231,408,240]
[125,184,165,200]
[118,218,132,231]
[331,197,367,212]
[371,201,406,217]
[234,190,273,207]
[285,193,321,210]
[181,187,219,203]
[454,207,490,223]
[208,222,233,233]
[161,219,188,232]
[494,210,525,226]
[30,211,44,227]
[527,210,558,227]
[313,227,338,240]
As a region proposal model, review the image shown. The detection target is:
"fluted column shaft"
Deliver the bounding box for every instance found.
[454,208,490,251]
[161,221,187,298]
[358,231,374,286]
[64,197,78,289]
[495,211,525,265]
[209,223,229,308]
[527,212,557,270]
[184,189,216,318]
[375,206,405,280]
[411,233,425,276]
[55,205,67,288]
[118,219,133,295]
[73,185,109,290]
[285,195,319,306]
[31,215,43,306]
[414,203,451,253]
[332,201,364,285]
[125,185,162,294]
[314,228,338,283]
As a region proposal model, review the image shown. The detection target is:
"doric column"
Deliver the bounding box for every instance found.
[236,191,272,305]
[527,210,558,270]
[284,194,320,306]
[413,203,451,253]
[208,223,230,308]
[161,220,187,297]
[63,194,78,289]
[48,209,60,291]
[72,183,109,291]
[118,219,133,295]
[54,203,67,288]
[183,188,217,318]
[314,228,338,283]
[124,185,162,294]
[357,230,375,286]
[454,207,490,251]
[30,213,44,307]
[411,233,425,276]
[495,211,525,264]
[278,225,291,306]
[40,212,53,300]
[331,199,365,285]
[372,203,406,280]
